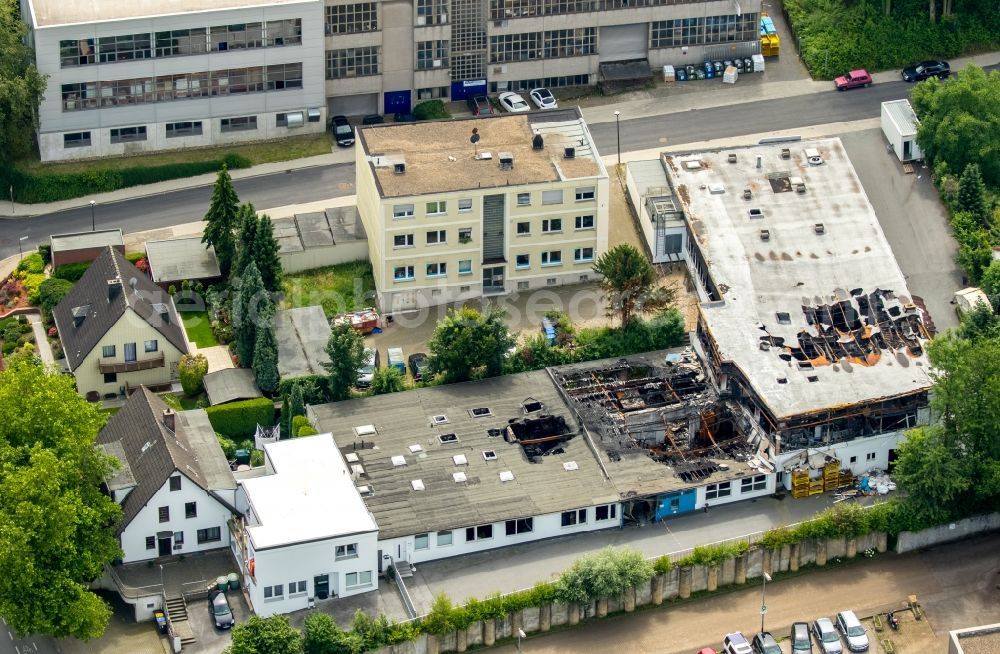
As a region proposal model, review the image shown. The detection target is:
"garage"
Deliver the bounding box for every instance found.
[329,93,378,118]
[599,23,648,62]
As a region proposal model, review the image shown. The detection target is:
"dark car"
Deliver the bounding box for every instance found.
[408,352,430,381]
[393,112,417,123]
[330,115,354,147]
[792,622,813,652]
[362,114,385,125]
[466,95,494,116]
[208,590,234,630]
[834,69,872,90]
[901,60,950,82]
[752,632,782,654]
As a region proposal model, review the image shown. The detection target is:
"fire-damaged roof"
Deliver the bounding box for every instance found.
[666,138,933,420]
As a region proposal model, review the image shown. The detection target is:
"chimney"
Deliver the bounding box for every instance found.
[162,409,176,432]
[532,133,544,150]
[108,279,122,303]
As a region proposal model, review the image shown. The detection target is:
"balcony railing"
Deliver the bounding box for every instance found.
[99,352,165,374]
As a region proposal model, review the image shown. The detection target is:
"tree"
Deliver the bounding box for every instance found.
[225,615,302,654]
[0,356,122,640]
[427,306,514,383]
[280,394,291,438]
[957,302,1000,342]
[232,262,266,368]
[303,613,363,654]
[178,353,209,396]
[592,243,675,326]
[0,0,46,164]
[980,260,1000,306]
[253,214,283,293]
[322,322,366,401]
[289,380,306,424]
[232,203,260,283]
[956,228,993,284]
[38,277,74,314]
[957,163,990,227]
[554,547,654,605]
[203,165,240,277]
[252,325,279,395]
[893,426,970,525]
[370,367,405,395]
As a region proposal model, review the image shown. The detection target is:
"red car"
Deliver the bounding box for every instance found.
[834,69,872,91]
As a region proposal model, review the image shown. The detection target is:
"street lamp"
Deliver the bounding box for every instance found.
[159,564,165,598]
[759,571,772,634]
[516,628,526,654]
[89,200,96,231]
[613,110,621,167]
[18,235,28,261]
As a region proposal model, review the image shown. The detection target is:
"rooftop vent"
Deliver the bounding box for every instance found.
[498,152,514,171]
[438,433,459,444]
[777,377,788,384]
[683,160,702,170]
[469,407,492,418]
[748,208,763,218]
[759,341,770,351]
[797,183,807,193]
[814,223,825,234]
[411,479,425,491]
[351,464,366,479]
[391,455,407,467]
[71,304,90,328]
[805,148,824,165]
[532,133,544,150]
[475,151,493,161]
[780,148,791,160]
[756,154,763,169]
[499,470,515,482]
[430,415,449,425]
[727,153,737,163]
[453,472,467,483]
[708,183,725,194]
[743,188,752,200]
[357,484,374,496]
[807,375,819,382]
[760,229,770,241]
[153,302,170,324]
[483,450,497,461]
[564,147,575,159]
[408,444,423,453]
[522,398,544,413]
[776,312,791,324]
[345,452,360,463]
[354,424,377,437]
[453,454,468,466]
[563,461,579,471]
[107,279,122,303]
[393,162,406,174]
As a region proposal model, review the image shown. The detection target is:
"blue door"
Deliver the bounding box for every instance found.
[654,489,697,521]
[383,90,412,115]
[450,79,487,102]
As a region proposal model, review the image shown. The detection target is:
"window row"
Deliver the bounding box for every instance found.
[143,526,221,550]
[263,580,308,600]
[157,501,198,522]
[326,47,380,79]
[417,40,450,69]
[326,3,378,34]
[651,13,758,48]
[490,74,590,93]
[393,227,473,247]
[515,214,594,234]
[99,340,158,359]
[63,116,267,149]
[515,248,593,268]
[60,63,303,112]
[393,260,473,281]
[417,0,449,24]
[59,20,302,67]
[490,0,703,20]
[489,28,595,63]
[415,507,616,549]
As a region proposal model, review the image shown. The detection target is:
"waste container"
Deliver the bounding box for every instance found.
[216,576,228,592]
[228,572,240,591]
[154,610,168,634]
[234,449,251,466]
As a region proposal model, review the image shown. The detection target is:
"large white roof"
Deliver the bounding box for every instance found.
[242,435,377,550]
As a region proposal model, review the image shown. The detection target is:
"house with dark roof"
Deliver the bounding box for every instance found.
[52,246,189,400]
[97,387,238,563]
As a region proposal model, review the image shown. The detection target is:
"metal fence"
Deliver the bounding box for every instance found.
[394,574,418,620]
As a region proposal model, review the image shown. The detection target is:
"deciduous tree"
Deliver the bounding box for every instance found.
[370,367,405,395]
[225,616,302,654]
[178,352,209,396]
[203,165,240,277]
[322,323,366,400]
[427,306,514,383]
[592,243,675,326]
[0,0,46,164]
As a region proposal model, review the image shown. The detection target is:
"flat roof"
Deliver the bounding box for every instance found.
[271,207,366,255]
[28,0,309,27]
[883,99,919,137]
[358,109,605,198]
[50,229,123,253]
[275,306,330,378]
[242,435,377,550]
[145,237,221,283]
[203,368,262,405]
[666,138,933,420]
[309,371,618,540]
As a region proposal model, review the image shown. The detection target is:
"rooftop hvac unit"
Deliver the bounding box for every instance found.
[780,148,791,159]
[814,223,825,234]
[804,148,824,165]
[498,152,514,170]
[532,133,544,150]
[393,163,406,174]
[760,229,770,241]
[564,147,575,159]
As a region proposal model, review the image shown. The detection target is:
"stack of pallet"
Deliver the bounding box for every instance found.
[823,460,840,492]
[760,14,780,56]
[791,469,810,498]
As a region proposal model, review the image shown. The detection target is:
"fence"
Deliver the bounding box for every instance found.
[107,564,163,601]
[394,573,419,620]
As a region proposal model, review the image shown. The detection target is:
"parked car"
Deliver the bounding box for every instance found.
[698,649,718,654]
[834,69,872,90]
[791,622,813,652]
[529,87,558,109]
[836,610,870,652]
[356,348,379,388]
[752,632,782,654]
[813,618,844,654]
[208,590,234,630]
[466,95,494,116]
[329,114,355,147]
[387,347,406,375]
[393,112,417,122]
[362,114,385,125]
[408,352,430,381]
[722,632,753,654]
[901,60,950,82]
[498,91,531,113]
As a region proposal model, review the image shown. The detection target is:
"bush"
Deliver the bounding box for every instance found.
[413,100,450,120]
[216,433,236,459]
[652,556,673,574]
[125,251,145,264]
[676,541,749,567]
[205,397,275,439]
[297,425,319,437]
[291,415,311,437]
[22,273,46,305]
[53,262,91,282]
[38,278,74,314]
[16,252,45,274]
[278,376,329,404]
[370,367,405,395]
[37,244,51,266]
[554,546,654,604]
[178,353,209,396]
[420,593,456,635]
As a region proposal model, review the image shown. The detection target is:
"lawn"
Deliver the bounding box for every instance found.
[163,392,207,411]
[281,260,377,317]
[181,311,219,348]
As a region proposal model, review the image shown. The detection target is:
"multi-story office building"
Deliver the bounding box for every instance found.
[354,108,608,312]
[21,0,328,161]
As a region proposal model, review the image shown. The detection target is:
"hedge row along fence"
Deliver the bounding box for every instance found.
[204,397,275,439]
[0,153,251,204]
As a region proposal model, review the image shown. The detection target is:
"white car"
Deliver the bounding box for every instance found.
[529,87,558,109]
[498,91,530,113]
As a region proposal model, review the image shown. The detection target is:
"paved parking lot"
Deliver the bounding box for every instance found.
[185,588,252,654]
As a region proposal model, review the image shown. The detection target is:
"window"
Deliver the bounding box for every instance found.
[437,530,453,546]
[705,481,732,500]
[574,247,594,262]
[426,262,447,277]
[515,254,530,269]
[103,372,117,384]
[154,28,208,57]
[326,47,380,79]
[490,32,542,63]
[173,531,184,545]
[63,132,91,148]
[542,189,563,205]
[102,345,115,358]
[185,502,197,518]
[516,221,530,235]
[221,116,257,132]
[541,250,562,266]
[417,0,448,24]
[416,40,449,70]
[265,19,303,46]
[458,198,472,212]
[345,571,373,588]
[740,475,767,493]
[426,201,447,215]
[517,281,529,290]
[326,3,378,34]
[60,38,97,67]
[166,121,202,138]
[93,32,153,64]
[336,543,358,559]
[575,215,594,229]
[209,23,264,52]
[426,230,446,245]
[263,584,284,599]
[517,192,531,206]
[465,524,493,541]
[488,74,590,93]
[866,452,876,461]
[289,580,307,595]
[169,476,181,491]
[394,233,414,248]
[651,13,759,48]
[124,342,137,362]
[543,27,596,58]
[595,504,617,520]
[542,218,562,233]
[458,227,472,243]
[414,533,430,550]
[393,204,415,219]
[561,509,587,526]
[197,527,222,544]
[110,126,147,143]
[144,339,158,353]
[394,266,415,281]
[158,506,170,522]
[505,517,534,535]
[146,536,155,550]
[458,260,472,274]
[575,186,595,201]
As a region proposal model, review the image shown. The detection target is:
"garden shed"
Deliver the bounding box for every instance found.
[145,237,222,287]
[204,368,263,406]
[50,229,124,268]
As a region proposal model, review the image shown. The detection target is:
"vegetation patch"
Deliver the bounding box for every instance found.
[281,260,376,317]
[180,311,218,348]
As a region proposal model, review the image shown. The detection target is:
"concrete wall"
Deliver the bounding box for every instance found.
[896,513,1000,554]
[279,241,370,274]
[52,244,125,268]
[949,624,1000,654]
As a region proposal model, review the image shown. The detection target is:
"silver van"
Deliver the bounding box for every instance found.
[356,348,379,388]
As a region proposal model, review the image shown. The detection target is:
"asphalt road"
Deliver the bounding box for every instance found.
[0,618,57,654]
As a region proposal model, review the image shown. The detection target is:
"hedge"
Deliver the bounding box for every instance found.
[16,252,45,274]
[413,100,450,121]
[205,397,275,439]
[54,262,92,282]
[0,153,252,204]
[278,375,329,404]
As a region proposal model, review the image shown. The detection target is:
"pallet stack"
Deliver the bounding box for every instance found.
[791,469,810,498]
[823,460,840,492]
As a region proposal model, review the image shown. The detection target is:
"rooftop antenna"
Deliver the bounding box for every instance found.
[471,127,480,158]
[129,277,138,292]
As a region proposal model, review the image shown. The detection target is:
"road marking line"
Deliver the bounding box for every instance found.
[33,643,38,651]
